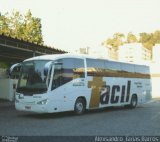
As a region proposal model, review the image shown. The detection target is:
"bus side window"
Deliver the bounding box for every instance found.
[61,59,74,84]
[10,65,21,79]
[61,58,85,82]
[86,58,105,77]
[51,58,85,90]
[51,62,63,90]
[73,59,85,78]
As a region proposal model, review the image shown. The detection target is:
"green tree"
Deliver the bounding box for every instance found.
[102,32,125,50]
[127,32,137,43]
[23,10,43,44]
[0,10,43,45]
[0,12,10,36]
[153,30,160,44]
[9,11,23,39]
[102,30,160,52]
[139,32,154,50]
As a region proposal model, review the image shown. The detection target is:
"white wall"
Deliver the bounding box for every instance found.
[0,79,18,101]
[151,77,160,98]
[152,44,160,63]
[0,79,14,101]
[119,43,151,64]
[0,68,7,79]
[150,63,160,98]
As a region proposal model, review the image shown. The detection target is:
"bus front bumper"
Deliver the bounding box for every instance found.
[15,102,49,113]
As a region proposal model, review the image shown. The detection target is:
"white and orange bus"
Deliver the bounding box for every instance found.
[10,54,152,114]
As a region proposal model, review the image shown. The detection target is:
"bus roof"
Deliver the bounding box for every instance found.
[24,53,149,67]
[24,53,97,62]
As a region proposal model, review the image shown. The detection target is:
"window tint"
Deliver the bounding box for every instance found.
[10,65,21,79]
[86,58,150,78]
[17,60,49,94]
[104,61,121,77]
[86,59,105,76]
[73,59,85,78]
[121,63,135,73]
[105,61,121,71]
[87,59,123,77]
[51,58,85,90]
[135,66,149,74]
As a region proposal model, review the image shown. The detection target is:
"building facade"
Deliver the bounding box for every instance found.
[152,44,160,63]
[118,43,151,64]
[105,46,118,60]
[79,46,118,60]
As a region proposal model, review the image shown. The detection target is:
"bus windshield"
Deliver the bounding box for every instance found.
[16,60,50,95]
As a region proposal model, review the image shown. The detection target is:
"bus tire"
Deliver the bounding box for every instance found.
[74,98,86,115]
[129,94,137,109]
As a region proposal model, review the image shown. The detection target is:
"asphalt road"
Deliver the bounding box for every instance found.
[0,99,160,136]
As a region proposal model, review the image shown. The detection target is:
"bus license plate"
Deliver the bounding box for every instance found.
[25,106,31,110]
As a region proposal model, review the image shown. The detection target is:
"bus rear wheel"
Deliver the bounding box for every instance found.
[129,95,137,109]
[74,98,86,115]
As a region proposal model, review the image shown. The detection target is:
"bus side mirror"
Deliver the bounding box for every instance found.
[44,61,53,76]
[9,63,21,77]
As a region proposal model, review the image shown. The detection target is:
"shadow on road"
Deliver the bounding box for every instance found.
[17,106,144,120]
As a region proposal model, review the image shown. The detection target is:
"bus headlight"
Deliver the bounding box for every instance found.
[37,99,48,105]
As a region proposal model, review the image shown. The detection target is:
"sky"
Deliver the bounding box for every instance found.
[0,0,160,52]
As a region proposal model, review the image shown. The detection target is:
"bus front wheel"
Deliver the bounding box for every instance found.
[74,98,86,115]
